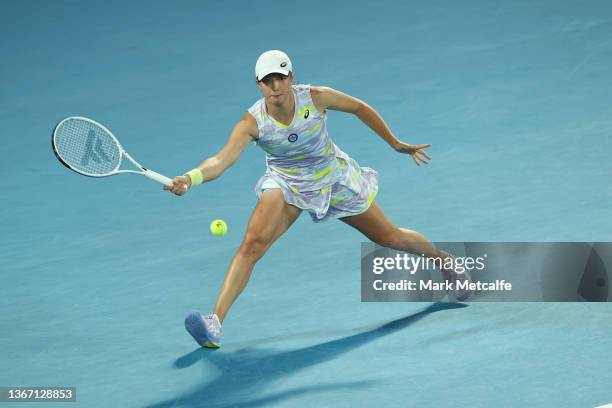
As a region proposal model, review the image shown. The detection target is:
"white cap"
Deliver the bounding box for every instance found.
[255,50,292,81]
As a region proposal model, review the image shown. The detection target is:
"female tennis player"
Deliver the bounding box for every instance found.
[164,50,471,348]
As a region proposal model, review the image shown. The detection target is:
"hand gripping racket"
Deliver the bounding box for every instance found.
[52,116,173,186]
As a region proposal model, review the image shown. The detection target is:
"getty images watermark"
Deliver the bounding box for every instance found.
[361,242,612,302]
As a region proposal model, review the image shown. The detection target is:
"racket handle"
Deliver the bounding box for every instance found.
[143,168,174,186]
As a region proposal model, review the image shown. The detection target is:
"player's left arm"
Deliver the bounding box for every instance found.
[310,86,431,166]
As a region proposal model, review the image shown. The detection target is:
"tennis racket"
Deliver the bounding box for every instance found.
[52,116,173,186]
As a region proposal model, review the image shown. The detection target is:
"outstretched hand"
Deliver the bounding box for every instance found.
[395,142,431,166]
[163,175,191,196]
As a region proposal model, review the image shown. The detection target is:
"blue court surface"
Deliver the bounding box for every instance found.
[1,1,612,407]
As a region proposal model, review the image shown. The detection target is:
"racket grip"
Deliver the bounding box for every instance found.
[143,168,174,186]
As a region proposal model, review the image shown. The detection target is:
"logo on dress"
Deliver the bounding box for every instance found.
[304,109,309,119]
[288,133,298,143]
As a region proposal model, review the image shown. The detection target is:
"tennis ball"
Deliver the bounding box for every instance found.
[210,219,228,236]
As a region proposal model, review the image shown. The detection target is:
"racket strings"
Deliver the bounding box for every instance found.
[54,119,121,176]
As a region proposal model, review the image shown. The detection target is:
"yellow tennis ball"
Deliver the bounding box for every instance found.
[210,219,228,236]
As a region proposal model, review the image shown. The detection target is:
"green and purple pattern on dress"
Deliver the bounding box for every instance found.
[248,84,378,222]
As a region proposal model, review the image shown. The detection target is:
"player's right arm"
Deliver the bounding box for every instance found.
[164,112,259,195]
[193,112,259,183]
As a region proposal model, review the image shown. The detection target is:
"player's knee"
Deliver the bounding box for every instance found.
[239,233,271,260]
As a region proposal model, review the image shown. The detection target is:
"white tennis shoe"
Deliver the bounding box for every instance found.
[185,312,222,348]
[441,258,473,301]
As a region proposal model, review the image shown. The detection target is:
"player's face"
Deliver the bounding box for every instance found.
[257,73,293,105]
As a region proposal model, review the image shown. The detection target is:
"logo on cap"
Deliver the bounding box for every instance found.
[280,62,287,67]
[288,134,298,143]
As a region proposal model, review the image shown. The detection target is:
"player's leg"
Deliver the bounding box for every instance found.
[213,189,301,322]
[186,189,301,348]
[340,201,447,259]
[340,201,472,300]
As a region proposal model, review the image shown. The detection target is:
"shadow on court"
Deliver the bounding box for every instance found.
[146,302,468,408]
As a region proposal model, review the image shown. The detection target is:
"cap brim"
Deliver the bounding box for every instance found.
[257,68,290,81]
